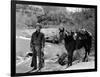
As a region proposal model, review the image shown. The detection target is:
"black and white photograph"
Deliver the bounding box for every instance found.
[11,0,97,76]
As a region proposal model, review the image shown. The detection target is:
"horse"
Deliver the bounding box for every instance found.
[59,29,92,67]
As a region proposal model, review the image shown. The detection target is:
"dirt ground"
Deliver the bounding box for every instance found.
[16,29,95,73]
[16,38,95,73]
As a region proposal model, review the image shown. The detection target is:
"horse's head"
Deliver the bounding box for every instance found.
[59,30,74,42]
[59,28,70,43]
[58,28,66,43]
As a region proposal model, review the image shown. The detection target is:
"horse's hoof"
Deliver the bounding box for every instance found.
[82,60,85,62]
[82,58,88,62]
[65,66,69,69]
[66,64,71,69]
[82,59,85,62]
[85,59,88,62]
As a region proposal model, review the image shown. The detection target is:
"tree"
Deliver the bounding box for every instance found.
[72,8,95,36]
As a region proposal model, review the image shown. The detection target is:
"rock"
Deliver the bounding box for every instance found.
[57,52,68,66]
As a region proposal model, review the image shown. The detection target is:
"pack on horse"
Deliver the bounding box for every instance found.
[59,28,92,67]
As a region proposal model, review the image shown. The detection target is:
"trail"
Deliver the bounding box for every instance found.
[16,56,94,73]
[16,37,95,73]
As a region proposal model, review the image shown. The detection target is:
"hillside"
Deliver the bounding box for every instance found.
[16,4,95,36]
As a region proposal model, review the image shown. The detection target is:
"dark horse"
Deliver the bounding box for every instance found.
[59,29,92,67]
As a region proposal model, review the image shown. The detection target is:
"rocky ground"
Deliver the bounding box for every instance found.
[16,55,94,73]
[16,29,95,73]
[16,38,95,73]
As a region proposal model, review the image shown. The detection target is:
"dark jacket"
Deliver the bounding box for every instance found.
[30,31,45,49]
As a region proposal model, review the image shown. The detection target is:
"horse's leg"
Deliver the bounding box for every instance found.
[70,51,73,66]
[83,37,92,62]
[87,43,91,56]
[67,55,70,68]
[86,48,91,62]
[82,48,88,62]
[67,50,73,67]
[83,42,91,62]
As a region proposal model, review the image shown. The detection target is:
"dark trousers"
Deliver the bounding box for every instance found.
[31,46,44,70]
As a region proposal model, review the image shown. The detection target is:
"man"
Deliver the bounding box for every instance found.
[30,23,45,71]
